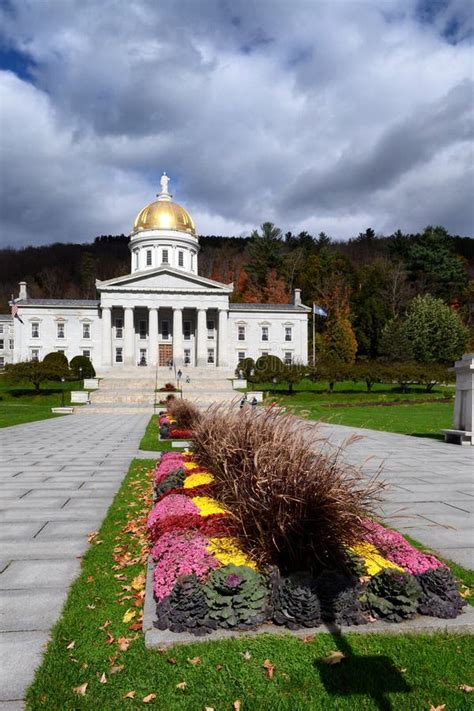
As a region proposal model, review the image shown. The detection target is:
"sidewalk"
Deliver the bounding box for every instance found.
[0,413,150,708]
[305,422,473,569]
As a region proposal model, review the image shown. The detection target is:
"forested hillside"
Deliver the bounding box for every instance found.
[1,224,473,360]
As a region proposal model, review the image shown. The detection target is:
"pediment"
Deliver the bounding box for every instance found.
[97,267,233,293]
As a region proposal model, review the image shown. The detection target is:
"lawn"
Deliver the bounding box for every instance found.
[246,380,454,438]
[0,376,84,428]
[25,458,474,711]
[139,416,174,451]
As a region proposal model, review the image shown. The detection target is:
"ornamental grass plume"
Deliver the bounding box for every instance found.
[191,404,383,572]
[167,398,201,429]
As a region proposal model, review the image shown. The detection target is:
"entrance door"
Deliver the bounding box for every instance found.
[159,343,173,366]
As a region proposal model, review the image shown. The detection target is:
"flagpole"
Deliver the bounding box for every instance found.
[312,304,315,366]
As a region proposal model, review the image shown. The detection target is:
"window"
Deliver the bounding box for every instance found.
[139,320,147,340]
[207,320,214,339]
[31,349,39,361]
[261,326,269,341]
[184,348,191,365]
[82,350,91,359]
[134,251,139,270]
[0,325,3,333]
[183,320,191,340]
[82,323,90,339]
[31,322,39,338]
[146,250,152,266]
[162,249,169,264]
[285,326,292,342]
[191,252,195,270]
[115,347,123,363]
[238,351,246,362]
[284,352,292,365]
[57,322,65,339]
[261,351,269,357]
[0,339,4,349]
[178,251,184,267]
[115,319,123,339]
[9,339,14,349]
[207,348,215,364]
[238,325,245,341]
[139,348,147,365]
[161,320,169,340]
[57,349,65,354]
[0,357,4,368]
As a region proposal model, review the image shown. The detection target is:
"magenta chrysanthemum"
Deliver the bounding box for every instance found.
[361,520,445,575]
[147,494,199,531]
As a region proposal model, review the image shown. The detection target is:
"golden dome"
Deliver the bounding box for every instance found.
[132,199,196,236]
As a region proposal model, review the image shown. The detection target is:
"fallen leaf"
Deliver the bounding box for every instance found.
[131,572,146,590]
[117,637,131,651]
[240,651,251,660]
[72,682,88,696]
[204,707,215,711]
[233,701,241,711]
[176,682,187,690]
[87,530,98,543]
[129,622,143,631]
[86,604,96,610]
[321,651,346,665]
[263,659,274,680]
[215,664,223,671]
[143,693,156,703]
[99,619,112,631]
[66,640,75,650]
[187,656,201,666]
[167,657,177,665]
[458,684,474,692]
[400,668,407,673]
[99,672,107,684]
[124,690,136,699]
[428,705,446,711]
[86,576,94,583]
[110,664,124,674]
[105,632,115,645]
[123,609,137,624]
[302,635,314,644]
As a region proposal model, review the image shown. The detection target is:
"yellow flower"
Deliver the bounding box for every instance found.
[350,542,404,576]
[208,537,257,569]
[183,472,214,488]
[192,496,228,517]
[183,461,200,471]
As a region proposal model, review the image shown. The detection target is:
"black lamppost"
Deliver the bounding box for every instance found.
[79,366,83,382]
[61,376,65,407]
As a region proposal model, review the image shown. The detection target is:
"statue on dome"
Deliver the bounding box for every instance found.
[160,172,170,194]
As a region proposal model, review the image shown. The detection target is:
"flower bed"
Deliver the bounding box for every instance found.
[158,412,193,440]
[147,451,466,635]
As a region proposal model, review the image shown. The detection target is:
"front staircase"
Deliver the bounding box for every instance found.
[75,366,239,414]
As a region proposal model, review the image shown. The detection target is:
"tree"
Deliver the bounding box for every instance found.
[5,360,68,393]
[70,355,96,378]
[246,222,284,288]
[277,363,307,394]
[79,252,97,298]
[262,270,290,303]
[380,318,414,362]
[43,351,69,371]
[406,226,468,300]
[404,294,468,364]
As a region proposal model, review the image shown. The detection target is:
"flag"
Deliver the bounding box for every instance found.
[313,303,327,317]
[9,296,24,324]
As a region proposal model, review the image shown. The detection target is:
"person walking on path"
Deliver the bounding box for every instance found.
[251,396,258,411]
[239,393,247,410]
[177,369,183,384]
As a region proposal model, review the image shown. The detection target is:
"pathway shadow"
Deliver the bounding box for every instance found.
[314,628,411,711]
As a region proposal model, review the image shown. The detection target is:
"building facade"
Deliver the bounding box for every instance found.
[0,315,15,369]
[10,175,309,371]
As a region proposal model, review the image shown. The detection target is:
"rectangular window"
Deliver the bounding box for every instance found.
[238,325,245,341]
[184,348,191,365]
[261,326,269,341]
[261,351,269,357]
[82,323,90,339]
[162,249,169,264]
[115,347,123,363]
[139,320,147,340]
[57,349,65,354]
[115,319,123,339]
[31,349,39,361]
[0,339,4,349]
[134,251,139,270]
[285,326,292,342]
[161,320,169,340]
[178,251,184,267]
[191,253,195,270]
[0,357,4,368]
[183,320,191,340]
[207,320,215,339]
[284,352,292,365]
[9,339,14,349]
[31,322,39,338]
[238,351,246,362]
[82,350,91,359]
[139,348,147,365]
[146,249,152,266]
[0,325,3,333]
[57,322,65,339]
[207,348,215,364]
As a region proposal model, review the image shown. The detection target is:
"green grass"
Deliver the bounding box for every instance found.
[25,458,474,711]
[139,416,174,451]
[0,376,84,427]
[245,380,454,438]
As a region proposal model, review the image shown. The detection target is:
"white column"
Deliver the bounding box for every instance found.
[101,306,112,366]
[196,308,207,367]
[149,307,158,366]
[217,308,229,368]
[124,307,135,365]
[173,307,183,366]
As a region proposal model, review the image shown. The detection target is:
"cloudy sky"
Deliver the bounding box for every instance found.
[0,0,473,247]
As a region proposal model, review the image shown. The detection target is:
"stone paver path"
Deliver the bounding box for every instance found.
[305,422,473,569]
[0,413,149,708]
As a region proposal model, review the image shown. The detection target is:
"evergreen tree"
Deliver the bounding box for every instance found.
[404,294,468,363]
[246,222,284,288]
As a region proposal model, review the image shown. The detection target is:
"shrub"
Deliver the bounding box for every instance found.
[43,351,69,369]
[155,574,213,635]
[160,383,177,392]
[203,564,268,629]
[255,355,283,381]
[167,398,201,429]
[363,569,421,622]
[5,360,68,392]
[235,357,255,379]
[70,355,96,378]
[191,405,382,572]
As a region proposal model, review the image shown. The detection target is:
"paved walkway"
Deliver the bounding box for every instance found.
[0,413,149,709]
[304,422,473,569]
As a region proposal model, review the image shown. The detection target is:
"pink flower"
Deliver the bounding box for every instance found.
[154,454,185,483]
[147,494,199,531]
[361,520,445,574]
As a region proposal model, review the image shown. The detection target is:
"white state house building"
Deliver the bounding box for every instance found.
[9,174,310,371]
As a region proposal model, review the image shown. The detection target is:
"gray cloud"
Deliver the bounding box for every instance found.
[0,0,472,247]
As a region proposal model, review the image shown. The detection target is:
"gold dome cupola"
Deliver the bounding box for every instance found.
[132,173,196,236]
